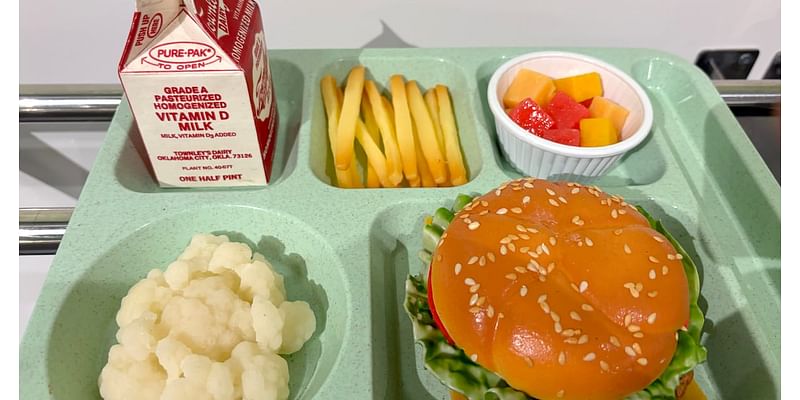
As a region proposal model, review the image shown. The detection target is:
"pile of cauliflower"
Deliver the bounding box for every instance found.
[98,233,317,400]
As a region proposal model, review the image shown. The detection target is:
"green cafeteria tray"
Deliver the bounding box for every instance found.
[20,48,780,400]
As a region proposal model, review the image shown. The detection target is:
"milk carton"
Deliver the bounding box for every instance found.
[118,0,278,187]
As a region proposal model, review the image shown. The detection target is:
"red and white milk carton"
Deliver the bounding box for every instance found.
[119,0,278,187]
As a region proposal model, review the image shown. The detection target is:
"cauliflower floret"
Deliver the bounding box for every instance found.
[115,311,159,361]
[278,301,316,354]
[239,260,285,304]
[99,233,315,400]
[209,242,252,274]
[99,345,166,400]
[251,295,283,352]
[116,277,174,327]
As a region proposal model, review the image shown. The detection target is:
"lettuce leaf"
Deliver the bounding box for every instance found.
[402,200,708,400]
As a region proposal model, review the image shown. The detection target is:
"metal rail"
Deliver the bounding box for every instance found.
[18,81,780,255]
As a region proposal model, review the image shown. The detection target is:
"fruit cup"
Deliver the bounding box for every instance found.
[487,51,654,181]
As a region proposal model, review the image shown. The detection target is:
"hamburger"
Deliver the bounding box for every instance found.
[404,178,707,400]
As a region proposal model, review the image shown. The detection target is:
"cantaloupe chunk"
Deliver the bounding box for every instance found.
[503,69,556,109]
[554,72,603,103]
[588,96,630,132]
[579,117,619,147]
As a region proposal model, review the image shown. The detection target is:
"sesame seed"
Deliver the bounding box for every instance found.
[628,324,641,332]
[578,334,589,344]
[558,196,568,204]
[509,234,520,240]
[601,200,607,206]
[481,201,489,207]
[469,293,479,305]
[662,265,669,275]
[625,346,636,357]
[469,221,480,230]
[557,390,565,398]
[649,269,656,280]
[540,302,551,314]
[487,305,495,318]
[549,237,557,246]
[471,354,478,362]
[519,234,530,240]
[524,182,534,188]
[648,313,657,324]
[479,210,489,216]
[562,329,576,337]
[523,196,531,205]
[468,256,478,265]
[637,358,648,366]
[676,253,684,260]
[624,314,632,326]
[624,244,632,254]
[634,332,645,338]
[505,273,517,280]
[585,238,594,247]
[554,322,563,333]
[547,262,555,273]
[455,263,462,275]
[570,311,582,321]
[653,235,664,243]
[498,313,505,319]
[469,284,481,293]
[633,343,642,354]
[600,361,610,371]
[546,188,556,196]
[648,256,659,263]
[527,227,539,233]
[583,352,596,361]
[571,188,580,194]
[630,288,640,298]
[624,282,635,289]
[479,256,486,266]
[565,338,579,344]
[511,207,522,214]
[558,352,566,365]
[542,243,551,255]
[635,283,643,291]
[465,278,476,285]
[667,254,676,260]
[500,245,508,256]
[515,266,527,274]
[464,218,472,224]
[619,209,627,215]
[648,291,658,298]
[579,281,589,293]
[581,304,594,312]
[459,213,469,219]
[520,246,530,253]
[516,224,526,232]
[550,312,560,322]
[508,243,516,252]
[520,285,528,297]
[610,336,621,347]
[548,199,560,207]
[578,242,584,247]
[524,356,533,367]
[496,208,508,215]
[477,297,486,306]
[500,237,511,244]
[469,307,480,314]
[612,209,619,219]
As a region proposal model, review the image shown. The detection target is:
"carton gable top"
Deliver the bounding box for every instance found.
[120,4,242,74]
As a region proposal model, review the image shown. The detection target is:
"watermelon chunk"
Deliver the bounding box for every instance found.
[541,128,581,146]
[546,91,590,129]
[507,97,554,136]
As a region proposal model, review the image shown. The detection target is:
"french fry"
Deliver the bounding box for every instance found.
[335,65,366,170]
[424,89,446,155]
[389,75,418,182]
[435,85,468,186]
[407,81,448,184]
[365,81,403,186]
[355,118,391,188]
[412,119,436,187]
[360,95,383,188]
[320,75,358,188]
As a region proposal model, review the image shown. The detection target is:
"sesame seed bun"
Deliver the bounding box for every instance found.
[428,179,690,400]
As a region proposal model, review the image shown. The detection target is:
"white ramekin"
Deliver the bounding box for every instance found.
[487,51,654,181]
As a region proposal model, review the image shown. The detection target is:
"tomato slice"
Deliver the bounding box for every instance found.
[427,265,455,345]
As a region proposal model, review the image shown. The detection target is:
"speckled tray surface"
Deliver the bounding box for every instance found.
[20,48,780,400]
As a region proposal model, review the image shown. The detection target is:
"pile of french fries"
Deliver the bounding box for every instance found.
[320,65,467,188]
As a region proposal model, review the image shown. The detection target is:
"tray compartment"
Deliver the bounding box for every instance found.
[309,56,484,188]
[41,205,348,400]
